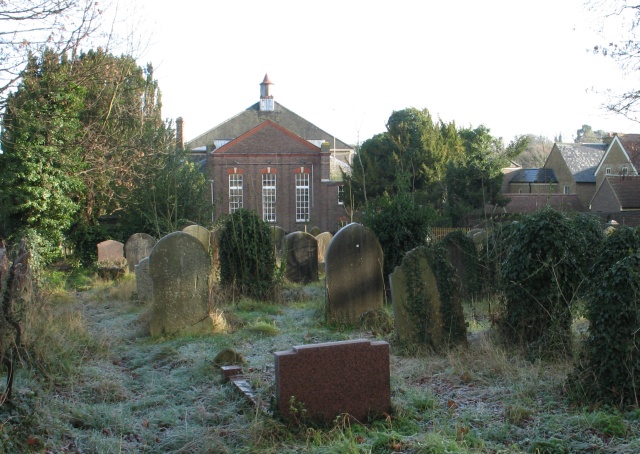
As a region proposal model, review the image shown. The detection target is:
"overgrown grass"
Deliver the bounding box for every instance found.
[1,269,639,453]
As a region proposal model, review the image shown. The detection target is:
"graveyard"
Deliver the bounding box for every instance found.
[1,220,640,453]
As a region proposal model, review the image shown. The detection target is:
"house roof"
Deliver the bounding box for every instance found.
[603,175,640,209]
[554,143,607,183]
[186,101,352,151]
[214,120,322,155]
[510,168,558,184]
[595,134,640,176]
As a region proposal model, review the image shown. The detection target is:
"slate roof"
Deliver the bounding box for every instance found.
[605,175,640,209]
[555,143,607,183]
[187,101,352,151]
[510,168,558,184]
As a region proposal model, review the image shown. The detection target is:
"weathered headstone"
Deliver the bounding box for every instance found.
[309,226,321,237]
[148,232,211,336]
[125,233,156,273]
[285,231,318,284]
[97,240,126,278]
[134,257,152,303]
[271,226,286,263]
[325,223,384,324]
[315,232,333,265]
[183,224,211,251]
[97,240,125,264]
[389,247,443,347]
[274,339,391,424]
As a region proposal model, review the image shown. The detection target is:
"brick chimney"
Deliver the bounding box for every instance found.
[176,117,184,150]
[321,141,331,181]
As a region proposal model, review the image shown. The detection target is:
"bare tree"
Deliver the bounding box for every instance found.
[0,0,103,108]
[590,1,640,121]
[515,134,553,168]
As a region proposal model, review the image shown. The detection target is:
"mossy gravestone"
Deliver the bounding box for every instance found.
[125,233,156,273]
[148,232,211,336]
[325,223,384,324]
[389,247,443,348]
[285,231,318,284]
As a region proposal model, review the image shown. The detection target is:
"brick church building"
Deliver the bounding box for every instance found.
[184,75,354,233]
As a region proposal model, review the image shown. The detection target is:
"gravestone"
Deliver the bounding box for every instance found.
[148,232,211,336]
[325,223,384,324]
[97,240,126,278]
[285,231,318,284]
[97,240,125,264]
[315,232,333,265]
[271,226,286,263]
[274,339,391,424]
[309,226,321,237]
[134,257,152,303]
[125,233,156,273]
[389,247,443,347]
[183,224,211,251]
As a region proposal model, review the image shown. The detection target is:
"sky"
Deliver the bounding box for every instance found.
[115,0,640,146]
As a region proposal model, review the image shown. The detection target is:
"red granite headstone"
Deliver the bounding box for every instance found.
[274,339,391,424]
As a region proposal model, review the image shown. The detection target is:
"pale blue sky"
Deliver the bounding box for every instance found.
[119,0,639,146]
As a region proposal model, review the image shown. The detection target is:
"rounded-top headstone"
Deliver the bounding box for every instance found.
[125,233,156,272]
[285,231,318,284]
[148,232,211,336]
[325,223,384,324]
[182,224,211,251]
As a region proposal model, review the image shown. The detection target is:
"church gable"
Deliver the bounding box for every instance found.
[214,120,321,155]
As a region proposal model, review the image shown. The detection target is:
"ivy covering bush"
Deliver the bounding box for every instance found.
[568,227,640,407]
[499,207,590,358]
[399,244,467,348]
[218,209,278,301]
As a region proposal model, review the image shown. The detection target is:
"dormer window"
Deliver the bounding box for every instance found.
[622,166,628,176]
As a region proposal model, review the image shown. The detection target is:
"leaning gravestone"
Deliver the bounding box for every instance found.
[315,232,333,265]
[389,246,443,347]
[148,232,211,336]
[183,225,211,251]
[125,233,156,273]
[134,257,152,303]
[285,231,318,284]
[325,223,384,324]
